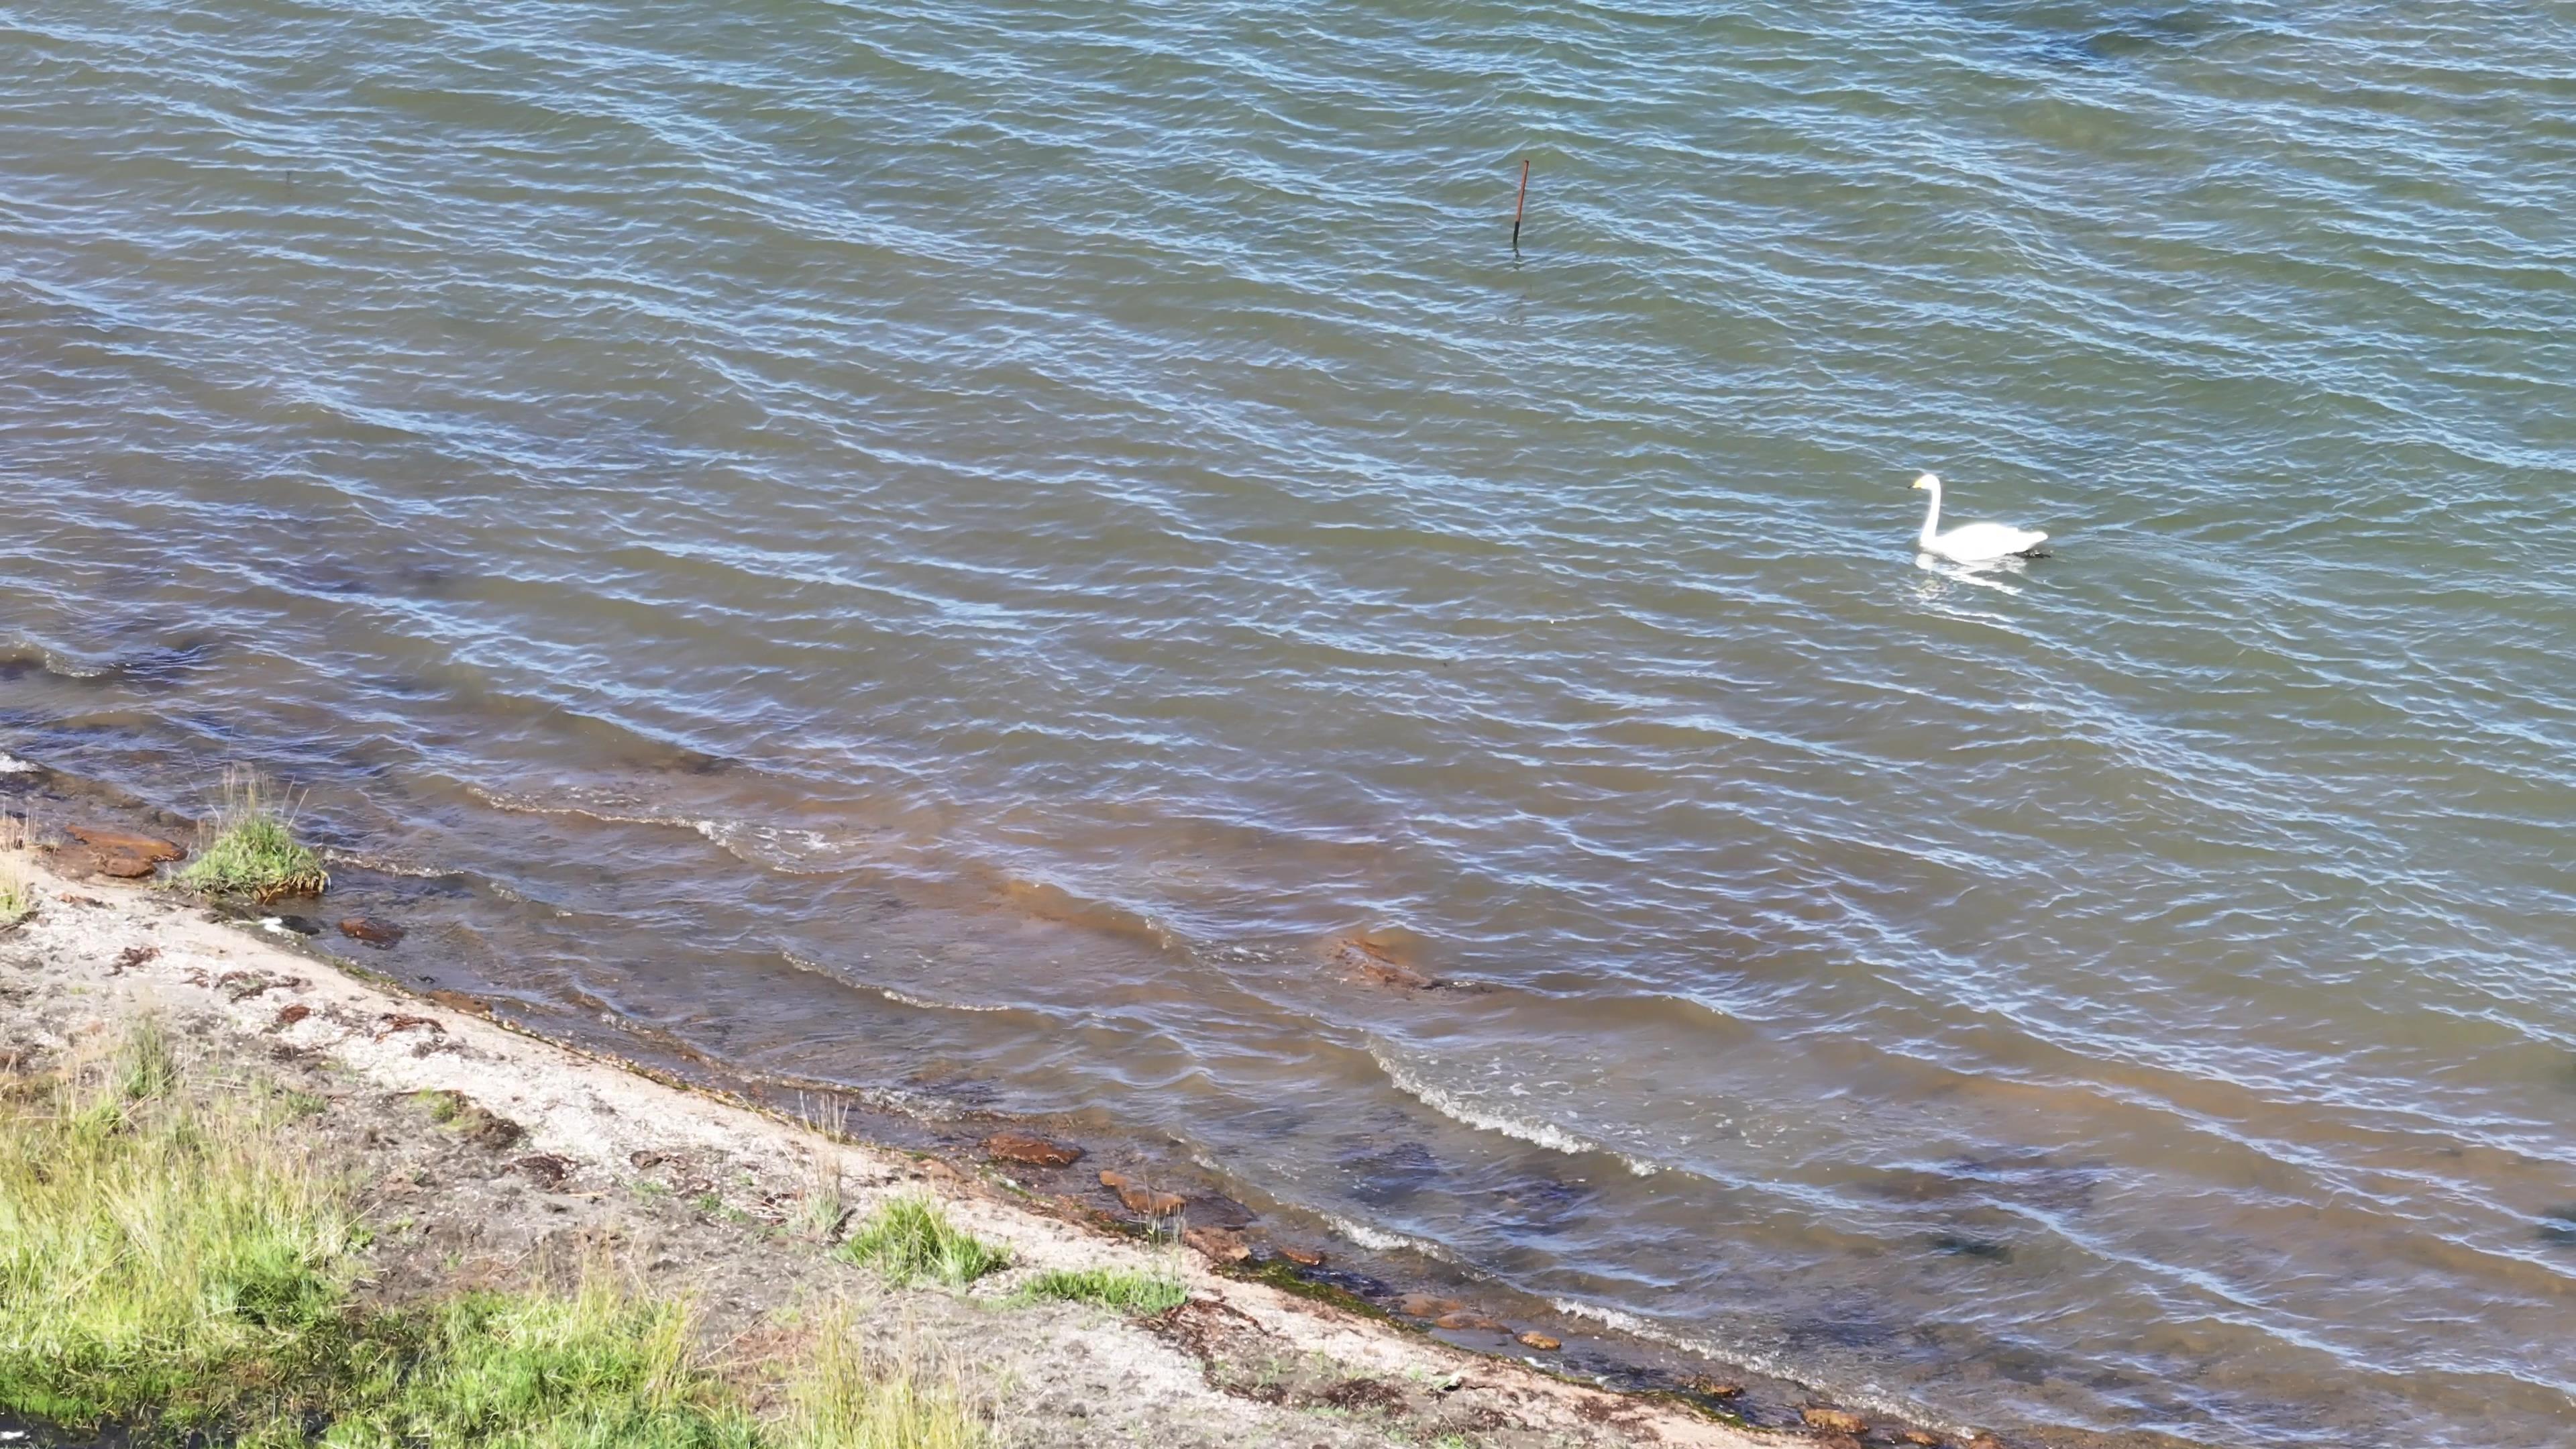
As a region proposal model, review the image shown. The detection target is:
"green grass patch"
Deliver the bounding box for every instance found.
[1019,1267,1187,1315]
[0,814,32,929]
[174,769,328,902]
[0,1026,984,1448]
[773,1305,981,1449]
[326,1281,759,1449]
[0,1025,364,1436]
[837,1197,1010,1289]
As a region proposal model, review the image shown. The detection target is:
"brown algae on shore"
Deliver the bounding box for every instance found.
[172,768,327,901]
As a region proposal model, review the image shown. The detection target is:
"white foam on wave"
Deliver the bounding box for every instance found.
[467,786,853,873]
[1373,1049,1662,1177]
[780,952,1014,1014]
[0,752,38,774]
[321,848,457,879]
[1321,1212,1457,1261]
[877,985,1011,1014]
[1547,1298,1964,1438]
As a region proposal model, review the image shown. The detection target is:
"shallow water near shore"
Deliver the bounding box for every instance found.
[5,1,2575,1444]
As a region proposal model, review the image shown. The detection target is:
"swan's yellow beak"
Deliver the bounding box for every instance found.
[1911,477,1931,490]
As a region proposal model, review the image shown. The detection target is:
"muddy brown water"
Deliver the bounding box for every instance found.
[5,3,2575,1444]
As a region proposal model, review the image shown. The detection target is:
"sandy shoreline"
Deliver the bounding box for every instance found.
[0,840,1890,1449]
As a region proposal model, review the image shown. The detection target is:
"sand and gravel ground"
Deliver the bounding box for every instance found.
[0,851,1795,1449]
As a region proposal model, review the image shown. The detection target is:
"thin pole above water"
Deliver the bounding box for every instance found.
[1512,158,1531,257]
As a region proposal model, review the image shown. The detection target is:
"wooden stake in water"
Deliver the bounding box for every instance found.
[1511,158,1531,256]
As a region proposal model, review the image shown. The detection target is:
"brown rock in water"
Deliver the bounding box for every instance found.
[95,852,156,879]
[1516,1331,1560,1350]
[1275,1245,1326,1267]
[983,1130,1083,1167]
[1688,1379,1743,1399]
[1097,1169,1181,1216]
[1803,1407,1870,1435]
[339,916,405,948]
[66,824,183,861]
[1434,1310,1507,1332]
[1326,932,1440,989]
[1183,1226,1252,1263]
[1395,1294,1463,1319]
[426,989,492,1018]
[1902,1432,1945,1447]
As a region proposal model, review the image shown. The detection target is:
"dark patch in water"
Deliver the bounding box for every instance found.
[1930,1232,2015,1262]
[1491,1171,1601,1238]
[109,639,222,690]
[1951,1,2226,67]
[1940,1151,2106,1214]
[1781,1303,1900,1351]
[1344,1140,1441,1207]
[2538,1206,2576,1248]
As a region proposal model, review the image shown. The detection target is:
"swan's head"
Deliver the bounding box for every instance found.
[1912,472,1939,490]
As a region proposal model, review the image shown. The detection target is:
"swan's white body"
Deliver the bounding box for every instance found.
[1913,473,2047,563]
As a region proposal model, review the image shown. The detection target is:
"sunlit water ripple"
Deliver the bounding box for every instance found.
[5,1,2574,1444]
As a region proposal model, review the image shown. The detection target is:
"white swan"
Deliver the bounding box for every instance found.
[1912,473,2048,563]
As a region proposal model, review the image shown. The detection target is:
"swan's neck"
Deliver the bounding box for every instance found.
[1917,482,1942,545]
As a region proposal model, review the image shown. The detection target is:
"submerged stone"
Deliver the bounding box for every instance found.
[1183,1225,1252,1263]
[983,1130,1083,1167]
[1803,1407,1868,1434]
[339,915,406,948]
[66,823,183,861]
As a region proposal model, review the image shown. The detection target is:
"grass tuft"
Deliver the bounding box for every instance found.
[837,1197,1009,1289]
[115,1018,179,1102]
[0,811,34,928]
[174,768,327,902]
[331,1277,758,1449]
[1,1027,989,1448]
[775,1305,981,1449]
[0,1024,364,1436]
[1020,1266,1187,1315]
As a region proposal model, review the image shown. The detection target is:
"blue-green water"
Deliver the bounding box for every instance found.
[4,3,2573,1443]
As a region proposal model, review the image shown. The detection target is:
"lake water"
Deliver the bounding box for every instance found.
[5,1,2574,1443]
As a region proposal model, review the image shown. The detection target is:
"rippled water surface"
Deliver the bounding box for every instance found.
[7,1,2575,1443]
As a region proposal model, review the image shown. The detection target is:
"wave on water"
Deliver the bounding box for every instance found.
[466,785,854,873]
[1322,1212,1459,1262]
[1371,1047,1663,1177]
[777,951,1019,1014]
[1546,1298,1953,1438]
[0,753,38,774]
[876,985,1012,1014]
[321,848,468,880]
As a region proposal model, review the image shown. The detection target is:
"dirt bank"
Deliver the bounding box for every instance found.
[0,846,1898,1449]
